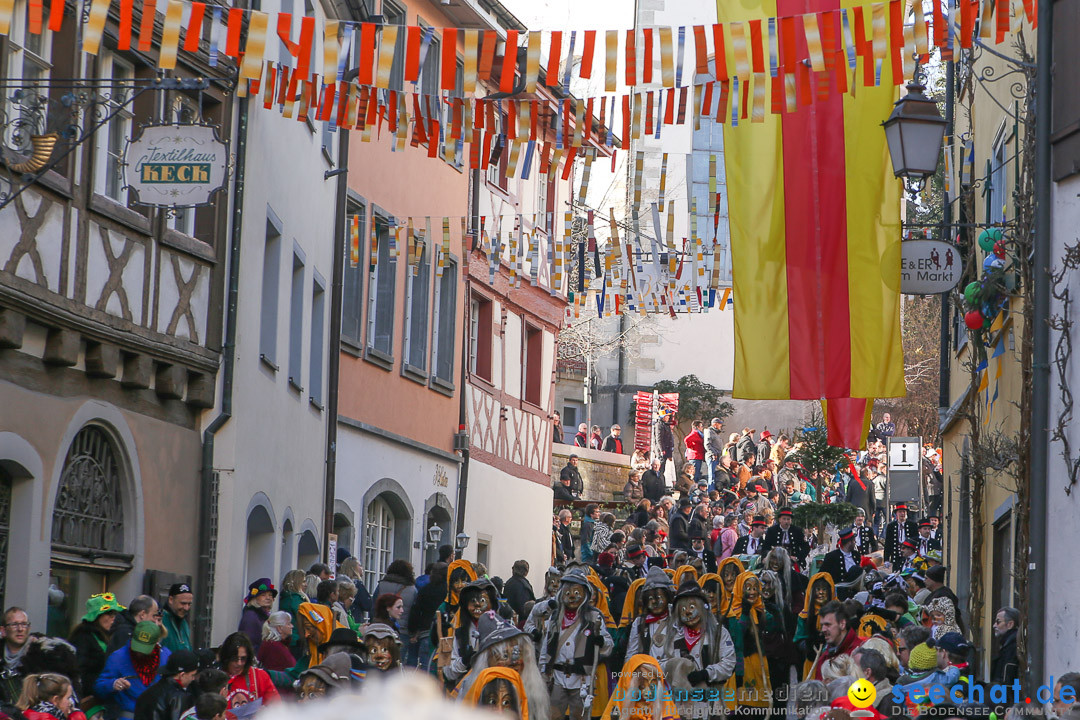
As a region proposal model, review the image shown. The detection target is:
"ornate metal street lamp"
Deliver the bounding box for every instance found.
[882,68,948,191]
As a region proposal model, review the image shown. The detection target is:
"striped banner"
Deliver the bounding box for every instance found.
[719,0,904,449]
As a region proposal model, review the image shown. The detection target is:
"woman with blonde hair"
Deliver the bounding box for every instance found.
[279,569,309,652]
[17,674,74,720]
[336,556,373,623]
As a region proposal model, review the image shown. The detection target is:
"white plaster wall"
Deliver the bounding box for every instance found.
[207,0,337,641]
[1044,174,1080,677]
[335,425,461,572]
[461,461,554,592]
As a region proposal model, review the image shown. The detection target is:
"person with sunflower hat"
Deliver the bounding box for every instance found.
[68,593,126,710]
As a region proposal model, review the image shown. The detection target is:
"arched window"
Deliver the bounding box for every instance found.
[50,425,130,634]
[51,426,128,565]
[363,497,395,589]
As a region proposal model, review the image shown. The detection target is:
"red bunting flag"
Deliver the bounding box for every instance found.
[580,30,596,78]
[499,29,518,92]
[479,30,496,79]
[442,27,457,90]
[625,29,636,86]
[713,24,727,81]
[138,0,156,51]
[183,2,205,52]
[118,0,133,49]
[225,7,242,56]
[642,27,653,84]
[547,30,562,87]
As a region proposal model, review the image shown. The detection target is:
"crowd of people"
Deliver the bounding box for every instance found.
[0,420,1059,720]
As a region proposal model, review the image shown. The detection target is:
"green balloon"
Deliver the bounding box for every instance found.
[978,228,1003,253]
[964,282,981,307]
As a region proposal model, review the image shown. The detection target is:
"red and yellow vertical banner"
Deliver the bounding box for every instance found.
[719,0,904,449]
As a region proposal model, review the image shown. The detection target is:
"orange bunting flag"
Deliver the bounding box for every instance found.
[463,29,478,93]
[158,0,184,69]
[804,12,826,72]
[238,10,269,79]
[526,31,542,92]
[138,0,157,52]
[323,19,339,85]
[376,24,397,88]
[659,26,675,87]
[605,30,618,92]
[82,0,111,54]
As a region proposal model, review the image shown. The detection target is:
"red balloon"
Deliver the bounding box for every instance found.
[994,240,1006,258]
[965,310,984,330]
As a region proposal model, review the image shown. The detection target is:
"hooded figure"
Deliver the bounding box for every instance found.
[724,571,776,710]
[663,580,735,720]
[435,560,478,676]
[362,623,402,673]
[522,568,562,645]
[625,568,676,663]
[618,578,647,630]
[461,667,529,720]
[793,572,836,674]
[925,597,961,640]
[715,557,746,618]
[445,579,501,686]
[539,569,614,720]
[602,654,679,720]
[671,565,699,589]
[295,602,339,673]
[453,612,548,720]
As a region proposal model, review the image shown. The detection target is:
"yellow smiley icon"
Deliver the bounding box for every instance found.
[848,678,877,709]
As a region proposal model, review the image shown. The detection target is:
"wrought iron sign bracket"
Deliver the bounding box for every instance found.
[0,76,210,212]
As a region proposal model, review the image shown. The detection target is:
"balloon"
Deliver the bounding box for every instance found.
[964,282,982,307]
[978,228,1003,253]
[964,310,984,330]
[994,240,1007,259]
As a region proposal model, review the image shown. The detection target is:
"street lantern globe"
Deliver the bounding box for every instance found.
[426,525,443,545]
[455,532,471,551]
[882,80,947,181]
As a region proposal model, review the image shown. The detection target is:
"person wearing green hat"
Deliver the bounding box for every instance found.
[68,593,126,707]
[95,620,172,717]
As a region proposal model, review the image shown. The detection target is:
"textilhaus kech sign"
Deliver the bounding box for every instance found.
[125,124,228,207]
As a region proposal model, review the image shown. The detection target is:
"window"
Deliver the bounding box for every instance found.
[992,511,1013,611]
[690,114,732,286]
[363,497,395,590]
[487,121,508,192]
[309,276,325,406]
[367,217,397,359]
[469,294,492,380]
[342,201,366,346]
[1051,0,1080,181]
[431,258,457,385]
[260,215,282,367]
[167,96,200,236]
[383,0,406,92]
[419,23,439,97]
[95,53,134,204]
[989,128,1007,225]
[537,176,550,235]
[5,0,52,134]
[524,324,543,406]
[288,248,305,389]
[476,539,489,570]
[403,232,430,374]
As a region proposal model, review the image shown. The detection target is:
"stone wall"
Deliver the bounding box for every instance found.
[551,445,633,503]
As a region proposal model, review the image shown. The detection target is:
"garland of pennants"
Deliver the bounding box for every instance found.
[15,0,1032,109]
[347,202,736,319]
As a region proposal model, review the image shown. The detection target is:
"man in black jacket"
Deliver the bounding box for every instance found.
[559,455,584,497]
[553,473,577,502]
[760,508,810,567]
[133,650,198,720]
[502,560,535,622]
[602,425,625,454]
[844,465,876,521]
[883,503,919,569]
[820,528,863,599]
[990,607,1019,684]
[641,459,666,503]
[733,516,767,555]
[668,497,695,551]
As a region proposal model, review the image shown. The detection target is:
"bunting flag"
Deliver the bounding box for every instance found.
[720,0,904,449]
